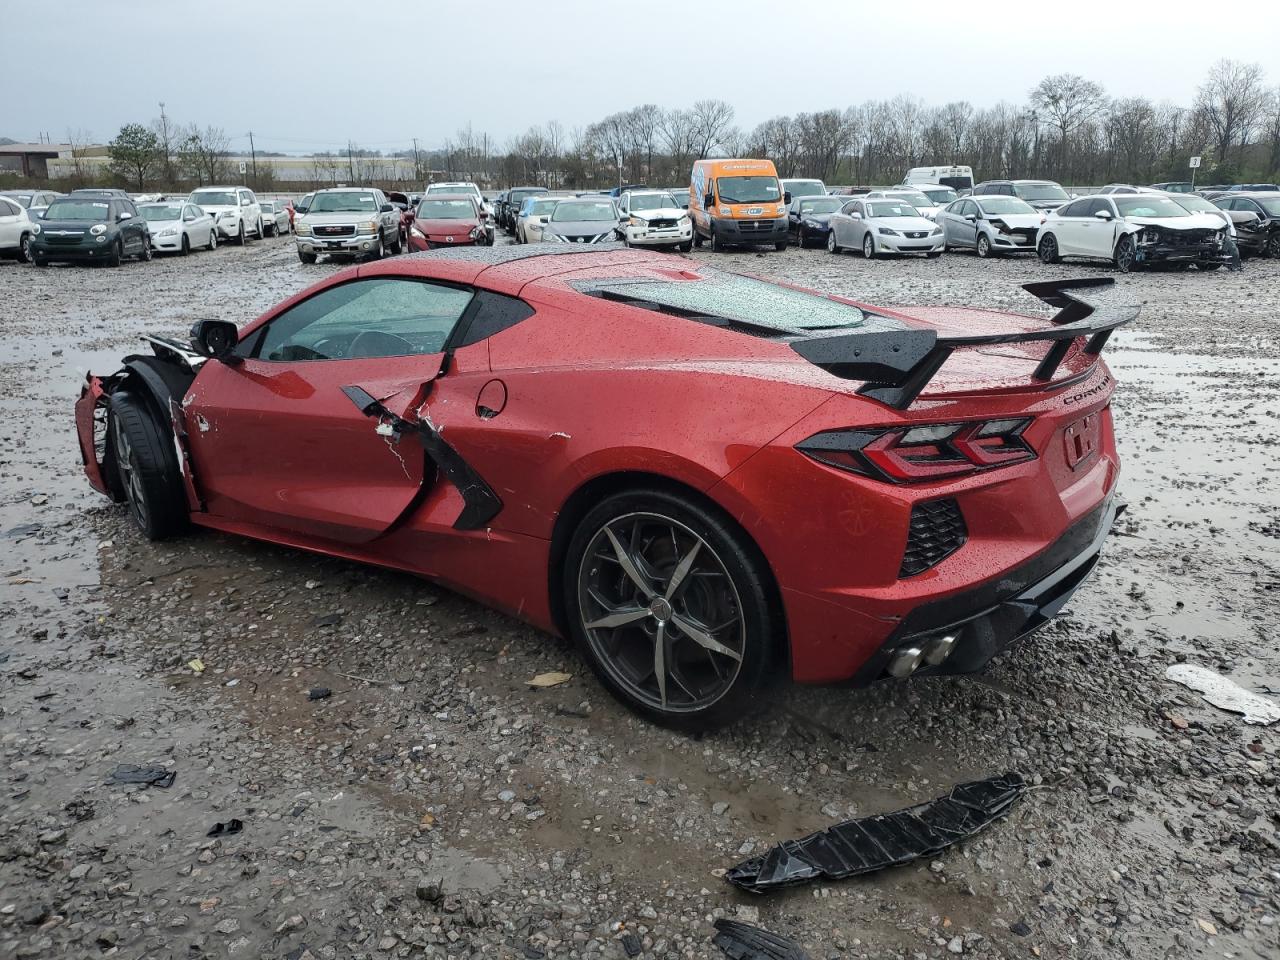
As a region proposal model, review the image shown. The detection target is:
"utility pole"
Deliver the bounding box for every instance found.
[412,137,420,184]
[247,131,258,182]
[348,141,355,181]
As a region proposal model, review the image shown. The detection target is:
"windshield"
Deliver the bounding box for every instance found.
[1,193,33,207]
[918,186,959,205]
[1114,197,1188,218]
[428,184,478,196]
[44,200,110,221]
[417,199,475,219]
[310,192,377,213]
[1173,196,1220,214]
[868,201,920,218]
[190,190,237,206]
[629,193,679,212]
[551,200,616,222]
[798,198,843,215]
[716,176,781,204]
[885,192,933,210]
[976,197,1036,215]
[139,204,183,221]
[1256,198,1280,216]
[1015,183,1069,202]
[510,189,546,205]
[528,198,559,217]
[260,202,276,212]
[783,180,825,198]
[582,270,868,331]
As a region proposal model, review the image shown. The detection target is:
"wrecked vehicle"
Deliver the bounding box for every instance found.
[1037,194,1231,272]
[1211,192,1280,259]
[75,248,1129,730]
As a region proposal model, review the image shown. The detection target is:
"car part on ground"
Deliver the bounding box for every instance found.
[1165,664,1280,725]
[724,773,1026,892]
[712,920,811,960]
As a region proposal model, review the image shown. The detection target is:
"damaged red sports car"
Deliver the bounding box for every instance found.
[75,247,1129,729]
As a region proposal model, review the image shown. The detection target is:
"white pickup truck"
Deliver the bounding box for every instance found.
[293,187,403,264]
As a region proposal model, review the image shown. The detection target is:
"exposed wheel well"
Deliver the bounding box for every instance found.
[547,470,789,671]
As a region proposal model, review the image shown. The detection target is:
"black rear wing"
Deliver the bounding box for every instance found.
[791,277,1137,410]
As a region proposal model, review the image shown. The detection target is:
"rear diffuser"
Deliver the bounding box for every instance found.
[712,919,810,960]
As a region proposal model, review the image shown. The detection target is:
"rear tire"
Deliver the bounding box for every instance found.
[1038,233,1060,264]
[564,487,781,732]
[1199,262,1222,271]
[107,389,189,541]
[138,234,152,262]
[17,233,32,263]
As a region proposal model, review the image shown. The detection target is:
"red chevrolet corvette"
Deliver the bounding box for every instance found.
[75,248,1129,729]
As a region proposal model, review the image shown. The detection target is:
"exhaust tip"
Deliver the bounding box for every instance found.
[886,645,925,678]
[923,632,960,667]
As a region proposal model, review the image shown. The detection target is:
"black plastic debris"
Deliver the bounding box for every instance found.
[712,920,810,960]
[725,772,1025,893]
[308,687,332,701]
[619,932,642,957]
[206,819,243,838]
[106,765,176,789]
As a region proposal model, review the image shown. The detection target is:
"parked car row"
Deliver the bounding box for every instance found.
[0,185,299,266]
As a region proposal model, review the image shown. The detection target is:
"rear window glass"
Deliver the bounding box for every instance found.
[578,270,869,332]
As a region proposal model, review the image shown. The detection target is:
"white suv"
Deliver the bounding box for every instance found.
[424,181,492,217]
[617,190,694,250]
[189,186,263,244]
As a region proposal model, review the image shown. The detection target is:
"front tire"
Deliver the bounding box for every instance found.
[235,222,246,246]
[180,233,190,256]
[298,250,317,264]
[1038,233,1060,264]
[564,488,780,732]
[107,390,189,541]
[207,230,217,250]
[827,230,841,254]
[1113,235,1136,273]
[678,239,692,253]
[107,239,123,268]
[976,234,991,258]
[862,234,876,259]
[1267,234,1280,259]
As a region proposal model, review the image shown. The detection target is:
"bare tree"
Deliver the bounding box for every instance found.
[178,125,231,185]
[1030,74,1107,181]
[151,103,179,186]
[690,99,735,158]
[65,128,95,185]
[1195,59,1269,170]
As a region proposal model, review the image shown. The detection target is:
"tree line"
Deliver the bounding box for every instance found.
[91,59,1279,192]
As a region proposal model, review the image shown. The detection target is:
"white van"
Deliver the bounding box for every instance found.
[903,166,974,193]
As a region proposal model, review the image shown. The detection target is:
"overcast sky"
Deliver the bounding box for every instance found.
[4,0,1277,153]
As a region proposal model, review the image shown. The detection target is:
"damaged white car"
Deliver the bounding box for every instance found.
[1037,194,1231,272]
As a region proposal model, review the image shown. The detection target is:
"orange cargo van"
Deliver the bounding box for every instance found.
[690,158,790,250]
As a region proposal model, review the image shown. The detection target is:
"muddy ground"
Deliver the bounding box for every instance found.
[1,232,1277,960]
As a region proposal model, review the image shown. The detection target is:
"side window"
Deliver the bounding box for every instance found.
[1057,199,1082,217]
[1085,198,1111,217]
[961,200,977,217]
[0,199,18,216]
[255,278,476,362]
[1243,200,1264,216]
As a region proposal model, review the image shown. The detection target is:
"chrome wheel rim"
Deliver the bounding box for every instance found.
[1116,240,1133,272]
[578,512,745,714]
[827,231,836,252]
[977,235,989,257]
[111,415,148,527]
[864,236,873,258]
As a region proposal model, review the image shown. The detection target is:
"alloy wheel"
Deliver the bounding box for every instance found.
[863,234,875,259]
[577,512,745,714]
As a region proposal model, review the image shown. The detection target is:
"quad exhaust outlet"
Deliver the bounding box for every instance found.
[886,632,960,678]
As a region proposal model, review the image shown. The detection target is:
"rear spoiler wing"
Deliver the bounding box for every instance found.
[792,277,1137,410]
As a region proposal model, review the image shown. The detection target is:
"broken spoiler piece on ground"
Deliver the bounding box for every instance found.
[725,772,1026,893]
[712,919,811,960]
[106,764,176,788]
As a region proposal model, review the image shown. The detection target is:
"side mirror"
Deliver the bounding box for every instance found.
[190,319,242,364]
[965,214,977,222]
[380,203,394,213]
[851,211,863,220]
[1094,209,1113,221]
[117,211,133,221]
[783,191,792,205]
[703,193,714,209]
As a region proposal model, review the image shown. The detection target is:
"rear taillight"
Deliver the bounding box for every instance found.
[797,418,1035,483]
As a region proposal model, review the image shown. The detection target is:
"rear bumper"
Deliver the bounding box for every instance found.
[848,494,1121,685]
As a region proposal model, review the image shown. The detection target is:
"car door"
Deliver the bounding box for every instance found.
[183,275,480,545]
[1082,198,1118,258]
[1049,199,1086,256]
[0,197,23,248]
[950,200,976,247]
[936,201,960,246]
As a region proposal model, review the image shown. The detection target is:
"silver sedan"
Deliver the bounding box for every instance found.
[138,202,218,254]
[259,201,292,236]
[937,196,1044,257]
